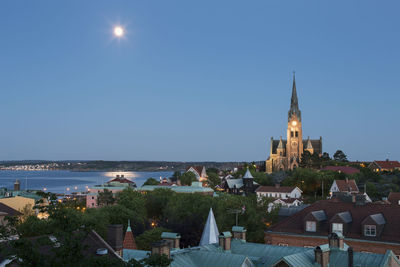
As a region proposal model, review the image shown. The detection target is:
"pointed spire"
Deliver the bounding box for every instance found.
[277,136,284,149]
[123,220,137,250]
[243,167,253,179]
[288,72,301,122]
[199,208,219,246]
[306,136,313,149]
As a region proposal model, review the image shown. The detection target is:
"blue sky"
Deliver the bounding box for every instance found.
[0,1,399,161]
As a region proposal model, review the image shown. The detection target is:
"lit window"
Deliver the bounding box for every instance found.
[332,223,343,233]
[306,221,316,232]
[364,225,376,237]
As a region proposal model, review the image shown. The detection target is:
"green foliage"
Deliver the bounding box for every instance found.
[141,253,173,267]
[143,178,160,186]
[136,227,170,250]
[145,189,174,221]
[180,172,197,186]
[116,188,147,224]
[206,172,221,189]
[333,150,348,162]
[170,171,181,182]
[252,171,273,186]
[97,189,115,206]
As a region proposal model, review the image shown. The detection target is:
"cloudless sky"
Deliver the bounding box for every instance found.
[0,1,399,162]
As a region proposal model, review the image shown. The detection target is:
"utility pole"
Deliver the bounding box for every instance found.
[322,179,324,199]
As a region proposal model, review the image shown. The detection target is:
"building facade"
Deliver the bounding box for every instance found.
[266,74,322,173]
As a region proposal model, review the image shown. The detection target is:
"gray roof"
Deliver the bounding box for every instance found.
[311,210,327,221]
[370,213,386,225]
[278,204,310,217]
[226,179,243,189]
[337,211,352,223]
[199,208,219,246]
[243,169,254,179]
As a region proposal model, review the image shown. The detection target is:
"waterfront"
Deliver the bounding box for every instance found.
[0,170,174,194]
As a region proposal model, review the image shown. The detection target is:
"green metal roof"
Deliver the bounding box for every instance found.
[232,226,246,233]
[122,249,149,262]
[220,232,232,238]
[139,185,213,193]
[161,232,181,239]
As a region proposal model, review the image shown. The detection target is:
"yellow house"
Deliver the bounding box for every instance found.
[0,196,48,219]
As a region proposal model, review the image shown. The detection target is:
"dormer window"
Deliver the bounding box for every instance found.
[306,221,316,232]
[364,225,376,237]
[332,223,343,234]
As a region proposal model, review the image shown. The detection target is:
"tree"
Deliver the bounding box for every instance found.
[145,189,174,222]
[116,188,147,225]
[143,178,160,186]
[299,151,313,168]
[206,172,220,189]
[136,227,170,250]
[333,150,348,162]
[170,171,181,183]
[97,189,115,207]
[321,152,330,161]
[180,172,197,186]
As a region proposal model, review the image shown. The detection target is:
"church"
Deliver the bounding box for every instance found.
[265,74,322,173]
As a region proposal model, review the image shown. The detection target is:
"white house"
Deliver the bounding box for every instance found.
[267,198,303,213]
[329,178,359,195]
[186,166,207,182]
[255,184,302,200]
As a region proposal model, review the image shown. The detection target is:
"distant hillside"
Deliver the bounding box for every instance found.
[0,160,264,172]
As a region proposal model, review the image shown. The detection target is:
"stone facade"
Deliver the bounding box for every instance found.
[266,74,322,173]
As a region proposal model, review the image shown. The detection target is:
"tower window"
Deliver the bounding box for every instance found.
[291,131,294,137]
[295,131,298,137]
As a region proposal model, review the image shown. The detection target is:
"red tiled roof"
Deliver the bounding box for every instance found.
[374,161,400,169]
[256,186,297,193]
[269,200,400,243]
[334,179,359,192]
[388,192,400,205]
[123,230,137,250]
[186,166,205,176]
[322,166,360,175]
[109,177,134,184]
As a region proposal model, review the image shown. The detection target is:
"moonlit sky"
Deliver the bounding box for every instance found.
[0,1,399,162]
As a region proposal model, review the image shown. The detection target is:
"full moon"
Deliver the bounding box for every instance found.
[114,26,124,37]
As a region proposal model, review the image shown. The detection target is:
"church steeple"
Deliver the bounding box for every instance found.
[288,72,301,122]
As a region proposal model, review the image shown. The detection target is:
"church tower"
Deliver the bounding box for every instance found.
[286,73,303,169]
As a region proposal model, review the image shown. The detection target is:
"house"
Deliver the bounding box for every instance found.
[122,211,400,267]
[255,184,302,200]
[0,195,48,219]
[223,169,258,195]
[186,166,207,182]
[329,178,359,195]
[369,160,400,172]
[265,199,400,256]
[267,198,304,213]
[388,192,400,205]
[0,203,21,226]
[322,166,360,175]
[138,182,214,196]
[0,226,124,266]
[86,175,136,208]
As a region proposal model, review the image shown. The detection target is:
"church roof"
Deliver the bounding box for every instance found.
[123,220,137,250]
[306,137,313,149]
[288,73,301,122]
[243,168,253,179]
[199,208,219,246]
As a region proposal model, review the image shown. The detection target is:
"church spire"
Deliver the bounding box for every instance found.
[288,72,301,122]
[199,208,219,246]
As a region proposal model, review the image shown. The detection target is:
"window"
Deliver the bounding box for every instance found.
[91,196,94,200]
[306,221,316,232]
[291,131,294,137]
[91,203,94,207]
[332,223,343,233]
[364,225,376,237]
[304,246,314,248]
[295,131,298,137]
[278,243,288,246]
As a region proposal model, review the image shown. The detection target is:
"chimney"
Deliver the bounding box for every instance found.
[232,226,246,242]
[121,174,124,178]
[218,232,232,251]
[14,179,20,191]
[275,183,280,188]
[161,232,181,249]
[328,232,344,249]
[151,240,170,258]
[348,247,354,267]
[116,175,120,178]
[107,224,123,255]
[314,246,330,267]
